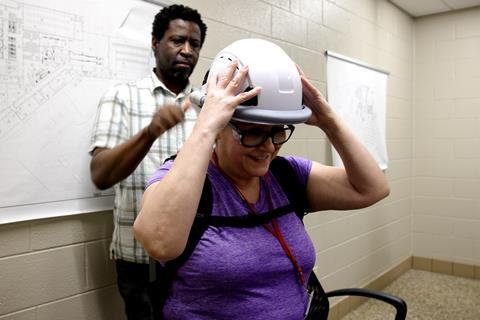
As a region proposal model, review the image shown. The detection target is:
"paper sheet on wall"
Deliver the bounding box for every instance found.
[0,0,162,224]
[326,52,389,170]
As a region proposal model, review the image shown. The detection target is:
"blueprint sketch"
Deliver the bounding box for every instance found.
[326,52,389,170]
[0,0,161,222]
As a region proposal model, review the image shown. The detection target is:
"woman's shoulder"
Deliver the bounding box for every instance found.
[278,155,311,168]
[274,155,312,186]
[146,159,174,188]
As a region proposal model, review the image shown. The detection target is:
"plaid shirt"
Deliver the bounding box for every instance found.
[89,71,197,263]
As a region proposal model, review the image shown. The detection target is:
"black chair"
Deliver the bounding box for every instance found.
[305,272,407,320]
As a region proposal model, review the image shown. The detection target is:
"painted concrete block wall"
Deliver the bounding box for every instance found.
[0,212,125,319]
[413,7,480,266]
[0,0,415,318]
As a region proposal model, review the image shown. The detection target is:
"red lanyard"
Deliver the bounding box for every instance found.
[212,153,305,286]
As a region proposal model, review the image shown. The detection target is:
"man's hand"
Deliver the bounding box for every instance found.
[147,105,186,138]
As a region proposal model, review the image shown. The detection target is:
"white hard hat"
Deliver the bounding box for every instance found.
[191,38,311,125]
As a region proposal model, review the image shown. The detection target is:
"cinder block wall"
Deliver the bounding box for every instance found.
[413,7,480,267]
[0,212,125,319]
[0,0,416,318]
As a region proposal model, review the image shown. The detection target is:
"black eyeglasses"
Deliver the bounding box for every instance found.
[228,122,295,148]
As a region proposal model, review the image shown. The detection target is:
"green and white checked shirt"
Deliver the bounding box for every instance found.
[89,71,197,263]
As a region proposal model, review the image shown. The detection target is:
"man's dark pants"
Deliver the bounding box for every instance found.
[116,260,155,320]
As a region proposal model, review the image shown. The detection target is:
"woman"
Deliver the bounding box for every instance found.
[134,56,390,319]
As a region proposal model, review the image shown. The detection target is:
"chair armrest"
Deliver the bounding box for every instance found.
[326,288,407,320]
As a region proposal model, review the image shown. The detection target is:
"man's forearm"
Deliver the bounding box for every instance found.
[90,127,156,189]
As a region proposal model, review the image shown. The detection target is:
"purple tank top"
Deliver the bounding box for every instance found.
[147,156,316,320]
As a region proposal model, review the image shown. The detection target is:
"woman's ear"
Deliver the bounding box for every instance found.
[214,127,230,147]
[215,132,223,143]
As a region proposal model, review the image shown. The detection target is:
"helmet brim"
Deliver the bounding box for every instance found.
[232,105,312,125]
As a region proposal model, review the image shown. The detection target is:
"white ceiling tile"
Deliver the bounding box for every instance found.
[390,0,480,17]
[443,0,480,10]
[390,0,449,17]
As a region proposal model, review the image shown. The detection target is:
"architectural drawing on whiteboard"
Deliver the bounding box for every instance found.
[0,0,155,214]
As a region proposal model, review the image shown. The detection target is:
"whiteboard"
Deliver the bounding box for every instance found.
[0,0,167,224]
[326,51,389,170]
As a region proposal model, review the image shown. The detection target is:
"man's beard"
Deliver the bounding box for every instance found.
[164,66,192,88]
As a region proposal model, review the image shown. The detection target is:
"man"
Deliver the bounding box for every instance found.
[88,5,207,319]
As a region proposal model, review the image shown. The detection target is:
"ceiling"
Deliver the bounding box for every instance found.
[389,0,480,17]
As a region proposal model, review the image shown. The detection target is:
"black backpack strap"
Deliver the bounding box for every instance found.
[157,157,306,269]
[170,177,213,266]
[164,154,177,163]
[192,156,307,228]
[150,163,213,319]
[197,203,295,227]
[159,153,214,266]
[270,158,329,319]
[269,156,308,221]
[150,156,310,319]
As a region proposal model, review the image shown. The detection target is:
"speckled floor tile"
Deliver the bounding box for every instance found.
[340,269,480,320]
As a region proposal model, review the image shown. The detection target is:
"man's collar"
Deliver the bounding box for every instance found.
[151,69,192,97]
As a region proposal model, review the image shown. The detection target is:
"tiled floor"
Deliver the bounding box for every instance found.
[340,269,480,320]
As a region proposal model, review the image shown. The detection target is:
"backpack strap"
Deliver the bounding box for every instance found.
[194,156,307,228]
[150,156,308,319]
[197,204,294,227]
[150,173,213,319]
[170,177,213,266]
[269,156,308,221]
[151,154,214,318]
[269,158,328,320]
[158,156,306,264]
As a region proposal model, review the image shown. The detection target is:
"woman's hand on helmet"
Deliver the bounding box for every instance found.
[197,60,261,133]
[297,65,335,129]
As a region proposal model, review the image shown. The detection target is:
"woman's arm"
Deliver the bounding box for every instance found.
[133,61,261,262]
[299,71,390,212]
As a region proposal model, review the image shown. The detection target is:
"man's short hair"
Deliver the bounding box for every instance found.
[152,4,207,46]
